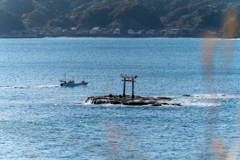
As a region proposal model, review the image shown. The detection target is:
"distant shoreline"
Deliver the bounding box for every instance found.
[0,33,228,39]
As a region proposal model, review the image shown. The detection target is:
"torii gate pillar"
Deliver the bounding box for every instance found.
[123,78,126,97]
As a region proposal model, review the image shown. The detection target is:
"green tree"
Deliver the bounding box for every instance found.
[0,9,25,34]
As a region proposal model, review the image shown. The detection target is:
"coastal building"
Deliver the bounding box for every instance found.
[108,29,114,34]
[90,27,100,34]
[146,30,155,34]
[208,31,217,34]
[159,29,167,34]
[150,30,155,34]
[113,28,120,34]
[127,29,134,34]
[100,28,108,34]
[62,29,68,33]
[128,29,141,35]
[170,29,179,34]
[198,28,206,32]
[54,27,61,32]
[2,25,226,38]
[71,27,76,31]
[76,30,84,34]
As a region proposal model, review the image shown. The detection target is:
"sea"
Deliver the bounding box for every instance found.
[0,37,240,159]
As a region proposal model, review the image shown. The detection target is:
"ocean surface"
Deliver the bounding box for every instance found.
[0,37,240,159]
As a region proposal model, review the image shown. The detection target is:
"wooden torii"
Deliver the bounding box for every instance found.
[121,74,137,98]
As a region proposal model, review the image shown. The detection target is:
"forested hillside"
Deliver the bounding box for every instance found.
[0,0,239,33]
[0,9,25,34]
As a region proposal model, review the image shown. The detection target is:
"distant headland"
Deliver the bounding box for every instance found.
[0,0,239,39]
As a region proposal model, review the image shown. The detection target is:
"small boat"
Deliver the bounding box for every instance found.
[60,74,88,87]
[60,79,88,87]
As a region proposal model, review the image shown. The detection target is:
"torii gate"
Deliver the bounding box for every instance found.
[121,74,137,98]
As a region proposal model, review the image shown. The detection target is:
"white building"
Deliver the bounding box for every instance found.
[71,27,76,31]
[128,29,134,34]
[113,28,120,34]
[90,27,100,34]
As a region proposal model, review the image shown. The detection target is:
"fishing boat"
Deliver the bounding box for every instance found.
[60,74,88,87]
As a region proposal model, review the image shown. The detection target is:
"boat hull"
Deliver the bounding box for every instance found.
[60,82,88,87]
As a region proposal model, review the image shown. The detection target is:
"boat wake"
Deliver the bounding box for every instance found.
[0,85,60,89]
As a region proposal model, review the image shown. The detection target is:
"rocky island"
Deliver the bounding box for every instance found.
[85,74,182,106]
[85,94,182,106]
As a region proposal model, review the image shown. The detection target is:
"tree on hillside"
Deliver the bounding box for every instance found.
[1,0,240,32]
[46,15,75,29]
[0,9,25,34]
[197,10,223,30]
[109,2,164,29]
[2,0,34,17]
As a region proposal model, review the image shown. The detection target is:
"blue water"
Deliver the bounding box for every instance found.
[0,37,240,159]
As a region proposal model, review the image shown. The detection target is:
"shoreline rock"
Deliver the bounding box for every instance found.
[85,95,182,106]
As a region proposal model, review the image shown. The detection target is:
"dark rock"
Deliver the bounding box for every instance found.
[123,101,148,105]
[182,94,191,97]
[149,101,157,104]
[157,97,172,100]
[161,103,169,105]
[152,103,162,106]
[85,95,182,106]
[173,103,182,106]
[111,101,121,104]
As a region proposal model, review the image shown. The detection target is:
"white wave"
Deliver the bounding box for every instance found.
[180,100,222,107]
[29,85,60,88]
[0,85,60,89]
[187,94,238,100]
[175,94,239,107]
